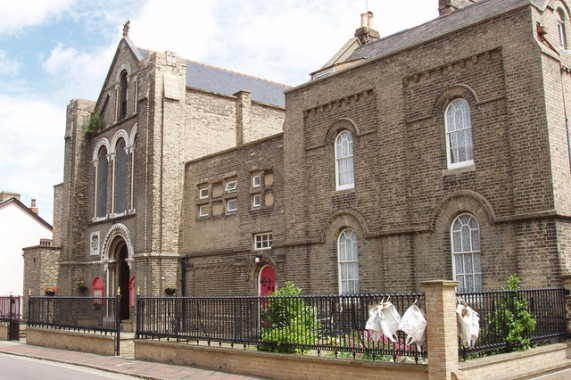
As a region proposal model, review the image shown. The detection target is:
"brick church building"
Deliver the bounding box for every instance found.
[34,0,571,323]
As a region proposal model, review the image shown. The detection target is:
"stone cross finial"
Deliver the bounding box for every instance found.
[122,20,130,38]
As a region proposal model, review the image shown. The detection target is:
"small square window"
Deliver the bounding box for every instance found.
[225,181,238,193]
[199,187,209,199]
[226,198,238,213]
[252,194,261,209]
[199,205,209,217]
[254,232,272,250]
[252,174,262,188]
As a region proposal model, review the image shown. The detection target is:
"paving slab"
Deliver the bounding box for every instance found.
[0,340,266,380]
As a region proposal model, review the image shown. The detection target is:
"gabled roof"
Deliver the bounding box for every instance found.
[347,0,540,63]
[0,197,53,230]
[185,61,290,108]
[109,39,289,109]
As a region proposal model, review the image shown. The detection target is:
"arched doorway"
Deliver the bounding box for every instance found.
[259,265,275,296]
[110,237,131,321]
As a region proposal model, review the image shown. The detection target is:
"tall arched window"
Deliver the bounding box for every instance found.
[451,214,481,291]
[119,70,128,119]
[335,130,354,190]
[96,147,108,218]
[338,229,359,294]
[558,9,567,49]
[115,139,127,214]
[445,99,473,169]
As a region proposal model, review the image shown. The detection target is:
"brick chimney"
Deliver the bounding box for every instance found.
[0,191,20,202]
[355,11,380,44]
[439,0,478,16]
[30,199,39,214]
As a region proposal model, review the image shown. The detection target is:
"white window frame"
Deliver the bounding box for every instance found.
[199,187,209,199]
[225,180,238,193]
[335,130,355,191]
[199,205,209,217]
[445,99,474,169]
[254,232,272,250]
[337,229,359,294]
[252,174,262,188]
[252,193,261,209]
[451,213,482,292]
[226,198,237,213]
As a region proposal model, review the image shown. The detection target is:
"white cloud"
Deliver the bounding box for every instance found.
[0,94,65,224]
[0,50,20,76]
[42,43,116,102]
[0,0,76,36]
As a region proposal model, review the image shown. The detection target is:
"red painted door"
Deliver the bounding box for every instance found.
[259,265,275,296]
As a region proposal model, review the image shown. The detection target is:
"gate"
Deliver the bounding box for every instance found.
[0,296,21,340]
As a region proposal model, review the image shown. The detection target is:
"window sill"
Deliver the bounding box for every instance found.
[442,164,475,176]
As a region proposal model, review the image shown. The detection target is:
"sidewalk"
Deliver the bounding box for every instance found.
[0,340,267,380]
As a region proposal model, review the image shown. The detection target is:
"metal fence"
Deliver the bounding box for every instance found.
[136,293,426,362]
[457,287,569,359]
[0,296,22,321]
[28,296,121,355]
[0,296,22,340]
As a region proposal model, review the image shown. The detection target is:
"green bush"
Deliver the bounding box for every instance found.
[259,281,321,354]
[490,274,536,351]
[85,113,105,133]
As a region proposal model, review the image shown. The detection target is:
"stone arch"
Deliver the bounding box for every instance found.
[101,223,134,263]
[324,118,359,145]
[433,84,479,115]
[429,190,496,232]
[128,124,137,151]
[92,138,111,162]
[320,208,370,243]
[115,62,132,83]
[110,129,129,154]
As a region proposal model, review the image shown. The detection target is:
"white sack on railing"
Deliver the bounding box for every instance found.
[398,304,426,350]
[456,303,480,347]
[365,301,401,342]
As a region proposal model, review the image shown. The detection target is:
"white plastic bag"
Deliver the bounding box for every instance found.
[456,303,480,347]
[365,301,401,342]
[398,304,426,350]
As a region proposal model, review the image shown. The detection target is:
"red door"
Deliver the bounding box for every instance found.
[259,265,275,296]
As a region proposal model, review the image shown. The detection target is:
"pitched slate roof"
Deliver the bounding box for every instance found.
[185,61,290,108]
[347,0,537,63]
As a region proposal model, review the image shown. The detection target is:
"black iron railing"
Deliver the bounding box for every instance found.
[457,287,569,359]
[136,293,426,362]
[0,296,22,321]
[28,296,122,355]
[0,296,22,341]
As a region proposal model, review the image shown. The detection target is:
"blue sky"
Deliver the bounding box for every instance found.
[0,0,437,225]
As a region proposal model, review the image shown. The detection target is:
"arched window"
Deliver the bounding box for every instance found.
[558,9,567,49]
[445,99,473,169]
[451,214,481,291]
[335,130,354,190]
[115,139,127,214]
[338,229,359,294]
[119,70,128,119]
[96,147,108,218]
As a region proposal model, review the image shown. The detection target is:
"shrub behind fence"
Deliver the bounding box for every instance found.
[136,293,427,362]
[457,287,568,358]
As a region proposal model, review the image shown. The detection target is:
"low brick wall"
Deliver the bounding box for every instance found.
[0,323,8,340]
[27,327,116,356]
[457,342,571,380]
[135,340,428,380]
